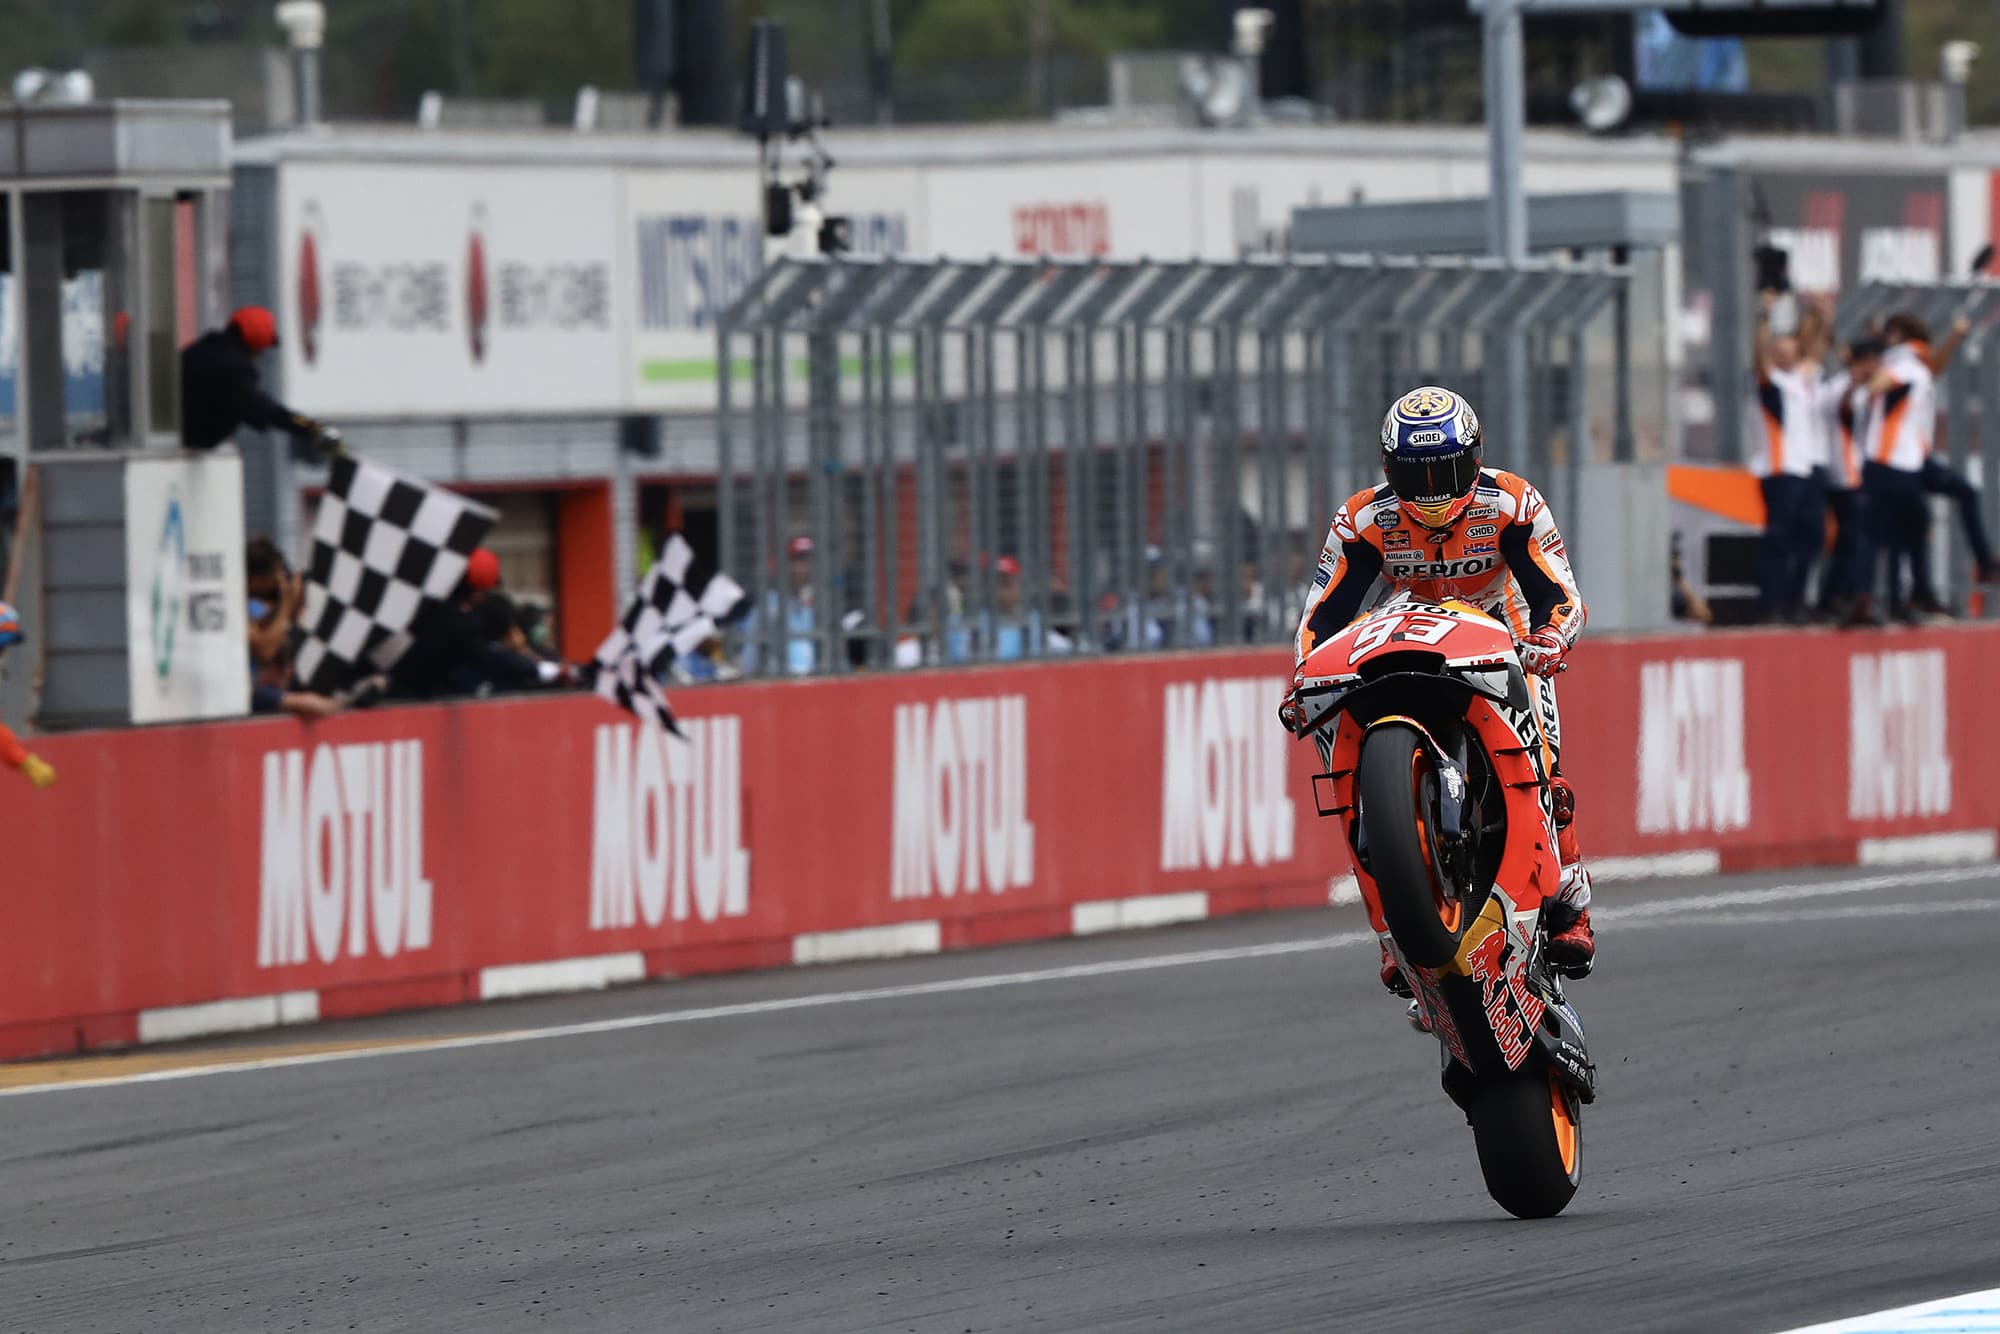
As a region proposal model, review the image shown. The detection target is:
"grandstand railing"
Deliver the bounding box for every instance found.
[716,254,1630,675]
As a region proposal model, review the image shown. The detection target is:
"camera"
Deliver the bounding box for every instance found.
[741,19,849,255]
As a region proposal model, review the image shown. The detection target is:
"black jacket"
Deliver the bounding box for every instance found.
[389,598,547,700]
[180,329,307,449]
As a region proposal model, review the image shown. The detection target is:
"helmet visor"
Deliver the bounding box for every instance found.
[1386,448,1481,511]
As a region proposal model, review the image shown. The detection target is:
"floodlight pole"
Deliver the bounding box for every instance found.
[1483,0,1528,263]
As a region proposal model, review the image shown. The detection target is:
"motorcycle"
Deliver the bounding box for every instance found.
[1282,596,1596,1219]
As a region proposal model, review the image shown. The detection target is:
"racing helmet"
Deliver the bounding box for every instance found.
[1380,385,1484,529]
[0,601,20,653]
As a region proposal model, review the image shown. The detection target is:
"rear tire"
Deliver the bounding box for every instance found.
[1469,1070,1583,1219]
[1358,724,1467,968]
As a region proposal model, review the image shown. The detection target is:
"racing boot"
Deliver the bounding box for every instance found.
[1544,777,1596,979]
[1378,936,1413,999]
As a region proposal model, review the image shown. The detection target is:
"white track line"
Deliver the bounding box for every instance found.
[5,864,1995,1100]
[1599,865,2000,921]
[1620,899,2000,928]
[1769,1285,2000,1332]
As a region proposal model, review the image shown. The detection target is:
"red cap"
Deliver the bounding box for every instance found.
[466,548,501,591]
[231,305,280,354]
[996,555,1021,577]
[788,535,815,558]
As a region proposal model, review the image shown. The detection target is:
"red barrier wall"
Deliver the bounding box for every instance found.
[1,624,1989,1058]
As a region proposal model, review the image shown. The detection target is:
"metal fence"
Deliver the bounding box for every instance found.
[715,254,1631,677]
[1833,278,2000,608]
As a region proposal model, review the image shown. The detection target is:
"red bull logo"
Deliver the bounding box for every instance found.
[296,201,323,365]
[466,204,489,365]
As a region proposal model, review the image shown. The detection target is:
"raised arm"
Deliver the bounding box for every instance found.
[1927,314,1973,376]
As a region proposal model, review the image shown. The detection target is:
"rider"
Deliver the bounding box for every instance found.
[1291,386,1593,996]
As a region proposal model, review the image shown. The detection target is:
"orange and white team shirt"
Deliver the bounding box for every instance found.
[1819,370,1864,490]
[1868,342,1935,472]
[1751,365,1827,480]
[1294,469,1586,661]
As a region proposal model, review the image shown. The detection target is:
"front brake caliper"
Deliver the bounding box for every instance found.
[1433,755,1472,845]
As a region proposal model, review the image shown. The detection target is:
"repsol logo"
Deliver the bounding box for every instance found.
[590,719,750,929]
[259,742,432,967]
[1383,556,1497,580]
[892,696,1035,900]
[1849,650,1950,820]
[1636,658,1750,834]
[1159,678,1296,872]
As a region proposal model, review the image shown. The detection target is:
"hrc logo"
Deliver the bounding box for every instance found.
[1398,387,1456,418]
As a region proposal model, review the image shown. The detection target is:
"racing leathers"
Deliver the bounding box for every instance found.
[1295,468,1593,968]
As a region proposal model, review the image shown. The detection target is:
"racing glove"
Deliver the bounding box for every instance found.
[1518,627,1569,677]
[20,754,55,790]
[1278,665,1309,735]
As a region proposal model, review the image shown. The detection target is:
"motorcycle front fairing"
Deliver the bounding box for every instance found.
[1288,600,1591,1103]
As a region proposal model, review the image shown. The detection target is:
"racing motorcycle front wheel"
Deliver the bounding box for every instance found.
[1356,723,1474,968]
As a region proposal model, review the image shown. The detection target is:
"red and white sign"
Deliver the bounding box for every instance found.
[5,626,1999,1060]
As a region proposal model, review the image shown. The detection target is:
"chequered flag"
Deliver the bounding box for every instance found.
[294,456,497,694]
[592,534,745,734]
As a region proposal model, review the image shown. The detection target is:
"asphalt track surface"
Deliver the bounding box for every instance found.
[2,867,1998,1334]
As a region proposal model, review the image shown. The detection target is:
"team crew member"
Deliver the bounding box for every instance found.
[1895,312,2000,591]
[1816,339,1880,624]
[180,306,340,456]
[1286,386,1595,998]
[1863,315,1945,620]
[0,602,55,790]
[1751,292,1829,623]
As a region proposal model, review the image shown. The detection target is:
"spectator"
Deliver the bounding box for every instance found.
[1042,581,1078,656]
[672,634,744,684]
[1240,558,1271,643]
[1897,312,2000,590]
[1862,313,1948,621]
[1096,591,1131,653]
[476,590,533,656]
[943,557,974,664]
[1187,559,1219,647]
[390,547,552,699]
[245,537,300,675]
[743,535,820,675]
[513,599,561,661]
[1140,544,1175,649]
[181,307,340,458]
[252,633,385,719]
[1750,290,1829,623]
[987,555,1044,661]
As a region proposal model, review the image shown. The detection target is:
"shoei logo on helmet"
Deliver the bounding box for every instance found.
[1404,429,1447,447]
[1400,387,1456,417]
